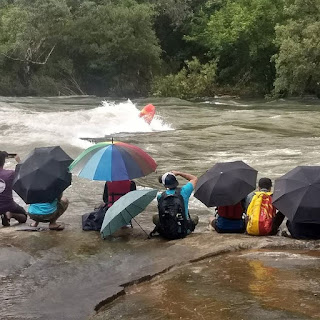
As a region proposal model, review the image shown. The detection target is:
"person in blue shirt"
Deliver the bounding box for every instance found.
[152,171,199,238]
[28,193,69,231]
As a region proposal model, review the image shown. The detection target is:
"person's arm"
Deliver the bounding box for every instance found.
[14,154,21,163]
[171,170,198,188]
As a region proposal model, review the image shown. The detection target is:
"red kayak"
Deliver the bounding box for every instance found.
[139,104,155,124]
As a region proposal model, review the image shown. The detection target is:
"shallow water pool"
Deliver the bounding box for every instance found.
[93,249,320,320]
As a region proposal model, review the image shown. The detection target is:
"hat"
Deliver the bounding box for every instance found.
[161,172,179,189]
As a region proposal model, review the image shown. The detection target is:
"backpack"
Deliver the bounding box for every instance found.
[106,180,133,208]
[82,206,107,231]
[156,188,188,240]
[217,202,244,220]
[246,192,276,236]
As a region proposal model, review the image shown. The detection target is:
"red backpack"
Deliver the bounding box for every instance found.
[217,202,244,219]
[107,180,131,208]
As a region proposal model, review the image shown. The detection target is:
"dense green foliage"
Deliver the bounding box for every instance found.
[0,0,160,96]
[152,58,216,99]
[273,0,320,96]
[0,0,318,97]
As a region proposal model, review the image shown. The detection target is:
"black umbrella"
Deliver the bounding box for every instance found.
[13,146,73,204]
[273,166,320,224]
[194,161,257,207]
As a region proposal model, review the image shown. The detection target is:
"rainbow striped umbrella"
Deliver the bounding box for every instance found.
[69,141,157,181]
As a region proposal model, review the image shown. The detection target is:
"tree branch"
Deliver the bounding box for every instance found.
[0,44,56,65]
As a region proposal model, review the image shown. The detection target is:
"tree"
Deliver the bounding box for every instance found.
[0,0,71,88]
[152,57,216,98]
[188,0,285,94]
[274,0,320,96]
[67,0,161,96]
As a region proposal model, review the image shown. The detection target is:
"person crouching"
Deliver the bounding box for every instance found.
[28,193,68,231]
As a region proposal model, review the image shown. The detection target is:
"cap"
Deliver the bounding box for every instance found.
[161,172,179,189]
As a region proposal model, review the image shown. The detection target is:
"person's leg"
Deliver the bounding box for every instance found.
[149,214,161,237]
[7,212,27,223]
[28,214,43,227]
[1,212,10,226]
[3,203,27,226]
[48,197,69,230]
[209,216,215,227]
[187,215,198,233]
[56,197,69,219]
[190,215,199,226]
[270,211,285,235]
[152,214,160,226]
[209,216,220,232]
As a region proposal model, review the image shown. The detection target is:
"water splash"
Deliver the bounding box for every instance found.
[0,100,172,149]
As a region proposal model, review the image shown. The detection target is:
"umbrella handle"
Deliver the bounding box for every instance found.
[132,217,150,239]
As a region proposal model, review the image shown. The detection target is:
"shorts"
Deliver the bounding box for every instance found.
[0,202,27,215]
[29,199,68,223]
[211,216,245,234]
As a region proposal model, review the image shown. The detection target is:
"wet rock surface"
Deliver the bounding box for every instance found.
[93,249,320,320]
[1,222,319,320]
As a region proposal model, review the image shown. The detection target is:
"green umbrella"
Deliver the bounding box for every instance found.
[100,189,158,239]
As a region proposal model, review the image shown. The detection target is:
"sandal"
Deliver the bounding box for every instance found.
[49,224,65,231]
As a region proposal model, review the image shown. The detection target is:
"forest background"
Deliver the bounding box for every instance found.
[0,0,318,98]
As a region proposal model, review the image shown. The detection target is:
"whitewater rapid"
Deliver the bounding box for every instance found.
[0,99,172,150]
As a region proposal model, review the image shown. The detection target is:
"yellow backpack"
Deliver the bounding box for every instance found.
[246,192,276,236]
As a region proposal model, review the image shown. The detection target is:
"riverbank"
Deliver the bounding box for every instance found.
[1,222,319,320]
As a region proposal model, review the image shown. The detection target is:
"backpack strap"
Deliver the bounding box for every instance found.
[173,188,186,219]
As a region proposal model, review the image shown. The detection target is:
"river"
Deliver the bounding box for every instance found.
[2,96,320,228]
[1,96,320,319]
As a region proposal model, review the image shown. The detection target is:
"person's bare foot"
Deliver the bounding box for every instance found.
[30,222,39,228]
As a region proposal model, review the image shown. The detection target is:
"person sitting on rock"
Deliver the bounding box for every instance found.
[0,151,27,226]
[151,171,199,240]
[209,201,246,233]
[103,180,136,208]
[284,220,320,240]
[245,177,284,236]
[83,180,137,231]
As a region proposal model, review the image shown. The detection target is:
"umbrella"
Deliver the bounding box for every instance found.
[273,166,320,224]
[194,160,257,207]
[69,141,157,181]
[13,146,73,204]
[100,189,157,238]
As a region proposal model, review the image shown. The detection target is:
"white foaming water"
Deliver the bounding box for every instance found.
[0,100,172,149]
[204,100,250,107]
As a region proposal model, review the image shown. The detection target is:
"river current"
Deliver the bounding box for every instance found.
[1,96,320,229]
